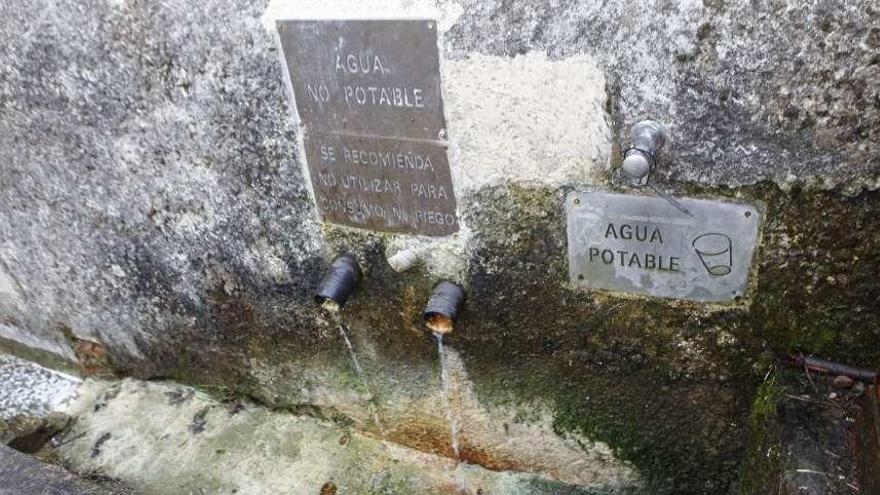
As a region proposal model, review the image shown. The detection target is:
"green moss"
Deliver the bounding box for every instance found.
[366,474,416,495]
[739,372,784,495]
[747,184,880,364]
[451,183,754,492]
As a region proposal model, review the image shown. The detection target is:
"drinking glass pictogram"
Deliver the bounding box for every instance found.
[692,233,732,276]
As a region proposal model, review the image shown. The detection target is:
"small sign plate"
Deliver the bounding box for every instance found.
[303,132,458,235]
[277,19,458,236]
[566,191,761,302]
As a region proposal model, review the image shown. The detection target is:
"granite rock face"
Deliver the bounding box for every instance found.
[0,0,322,361]
[0,353,79,420]
[1,0,879,494]
[447,0,880,189]
[0,444,128,495]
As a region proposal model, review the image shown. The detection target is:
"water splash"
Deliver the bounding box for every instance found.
[337,322,365,377]
[435,332,460,460]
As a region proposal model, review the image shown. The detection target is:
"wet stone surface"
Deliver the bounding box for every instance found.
[773,370,864,495]
[56,378,632,495]
[0,444,126,495]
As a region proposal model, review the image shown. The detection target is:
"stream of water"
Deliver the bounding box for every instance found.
[331,315,386,440]
[435,332,460,460]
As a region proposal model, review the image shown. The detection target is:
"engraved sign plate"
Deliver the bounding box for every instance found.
[277,20,446,140]
[303,133,458,235]
[277,19,458,235]
[567,191,761,302]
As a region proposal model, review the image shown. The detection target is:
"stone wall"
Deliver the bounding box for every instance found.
[1,0,878,493]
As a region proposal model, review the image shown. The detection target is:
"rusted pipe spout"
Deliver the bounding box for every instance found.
[780,353,878,384]
[314,255,361,311]
[423,281,464,335]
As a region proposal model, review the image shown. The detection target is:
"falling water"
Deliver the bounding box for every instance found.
[337,322,365,377]
[435,332,460,460]
[325,305,386,440]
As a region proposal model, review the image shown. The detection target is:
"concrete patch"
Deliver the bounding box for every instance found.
[444,53,610,192]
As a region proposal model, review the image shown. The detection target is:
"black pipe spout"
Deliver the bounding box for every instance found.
[423,281,465,335]
[314,255,361,310]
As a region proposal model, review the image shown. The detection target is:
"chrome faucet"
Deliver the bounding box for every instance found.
[621,120,667,186]
[619,120,691,216]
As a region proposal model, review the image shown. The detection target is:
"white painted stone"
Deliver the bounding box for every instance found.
[385,229,472,283]
[386,247,422,273]
[444,52,611,192]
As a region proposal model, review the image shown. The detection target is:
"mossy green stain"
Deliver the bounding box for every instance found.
[738,372,784,495]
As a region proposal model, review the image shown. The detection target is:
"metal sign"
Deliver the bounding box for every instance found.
[277,19,458,236]
[302,132,457,235]
[566,190,761,302]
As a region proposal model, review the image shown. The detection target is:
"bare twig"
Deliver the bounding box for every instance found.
[803,363,820,395]
[53,431,86,448]
[778,353,877,384]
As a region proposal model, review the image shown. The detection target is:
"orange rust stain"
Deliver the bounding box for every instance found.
[73,339,112,376]
[386,421,453,458]
[458,446,524,473]
[386,420,548,476]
